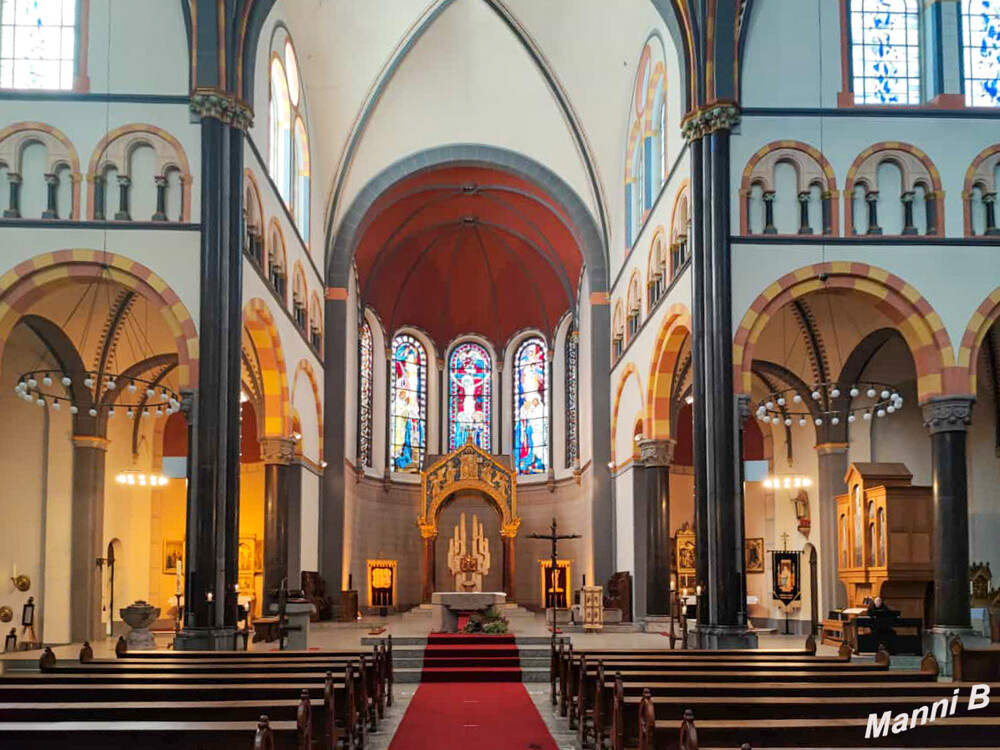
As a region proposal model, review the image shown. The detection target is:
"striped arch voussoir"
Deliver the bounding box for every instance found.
[243,298,291,438]
[611,362,643,466]
[293,359,324,461]
[646,303,692,440]
[958,285,1000,394]
[733,263,962,404]
[0,250,198,387]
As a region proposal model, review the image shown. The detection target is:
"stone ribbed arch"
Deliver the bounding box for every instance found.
[958,284,1000,395]
[611,362,644,466]
[733,262,961,403]
[647,304,692,440]
[293,358,323,461]
[0,249,198,387]
[243,298,291,437]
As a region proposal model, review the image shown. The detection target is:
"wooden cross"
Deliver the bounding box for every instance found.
[780,532,790,551]
[527,518,581,638]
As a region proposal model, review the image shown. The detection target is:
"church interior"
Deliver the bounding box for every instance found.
[1,0,1000,747]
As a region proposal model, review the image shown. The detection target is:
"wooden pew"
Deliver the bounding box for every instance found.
[950,636,1000,682]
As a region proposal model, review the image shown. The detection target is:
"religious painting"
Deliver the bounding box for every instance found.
[771,550,801,606]
[238,537,255,573]
[540,560,571,609]
[513,337,548,474]
[390,333,427,473]
[238,574,255,598]
[448,342,492,451]
[255,538,264,573]
[745,537,764,573]
[367,559,397,608]
[675,522,696,575]
[163,540,184,574]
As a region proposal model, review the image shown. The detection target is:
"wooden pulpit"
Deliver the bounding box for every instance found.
[835,462,933,624]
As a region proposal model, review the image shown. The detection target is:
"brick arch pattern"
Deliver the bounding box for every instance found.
[610,362,644,467]
[243,298,291,438]
[733,262,962,403]
[646,303,692,440]
[0,249,198,386]
[86,124,192,221]
[962,144,1000,237]
[267,218,288,303]
[739,140,839,236]
[244,169,265,234]
[293,359,324,462]
[844,142,945,236]
[646,225,667,312]
[0,121,82,219]
[958,285,1000,395]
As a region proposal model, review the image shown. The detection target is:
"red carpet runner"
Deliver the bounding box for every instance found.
[387,634,559,749]
[388,683,559,749]
[421,633,522,682]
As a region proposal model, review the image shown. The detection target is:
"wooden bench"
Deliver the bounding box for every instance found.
[951,636,1000,682]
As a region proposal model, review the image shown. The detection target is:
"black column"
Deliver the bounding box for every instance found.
[262,437,295,609]
[176,111,245,650]
[639,439,673,617]
[321,295,348,598]
[43,173,59,219]
[923,397,974,629]
[4,173,21,218]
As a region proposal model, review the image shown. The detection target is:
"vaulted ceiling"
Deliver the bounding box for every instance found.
[355,165,582,350]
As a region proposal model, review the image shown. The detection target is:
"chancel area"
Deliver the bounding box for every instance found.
[2,0,1000,748]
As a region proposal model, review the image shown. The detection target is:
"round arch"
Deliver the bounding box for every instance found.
[647,303,692,440]
[611,363,644,466]
[0,250,199,387]
[292,359,323,462]
[959,284,1000,394]
[243,298,291,438]
[733,262,960,403]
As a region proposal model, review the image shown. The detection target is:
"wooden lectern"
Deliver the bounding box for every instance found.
[835,463,933,624]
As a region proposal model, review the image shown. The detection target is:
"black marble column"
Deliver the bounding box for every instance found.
[262,437,295,609]
[42,173,59,219]
[115,176,132,221]
[4,173,21,218]
[176,108,246,650]
[639,439,673,617]
[923,397,974,629]
[321,294,348,596]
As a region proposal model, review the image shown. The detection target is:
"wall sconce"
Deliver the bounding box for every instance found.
[206,591,214,603]
[0,606,11,623]
[3,627,15,653]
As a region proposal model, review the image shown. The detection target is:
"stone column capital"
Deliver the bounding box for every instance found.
[72,434,109,451]
[637,438,675,467]
[737,394,753,425]
[260,436,296,464]
[922,396,975,435]
[814,441,849,456]
[7,173,21,184]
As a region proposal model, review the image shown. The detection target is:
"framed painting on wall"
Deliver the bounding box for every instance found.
[255,539,264,573]
[745,537,764,573]
[163,540,184,574]
[238,537,255,573]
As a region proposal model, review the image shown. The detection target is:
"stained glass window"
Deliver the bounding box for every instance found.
[962,0,1000,106]
[513,337,548,475]
[850,0,921,104]
[358,321,373,468]
[448,342,491,451]
[390,333,426,472]
[1,0,77,90]
[565,326,579,469]
[268,39,311,243]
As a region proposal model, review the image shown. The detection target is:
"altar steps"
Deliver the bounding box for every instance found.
[419,634,523,683]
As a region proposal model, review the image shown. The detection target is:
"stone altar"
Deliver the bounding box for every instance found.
[431,591,506,633]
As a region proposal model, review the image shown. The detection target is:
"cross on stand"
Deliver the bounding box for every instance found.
[527,517,581,643]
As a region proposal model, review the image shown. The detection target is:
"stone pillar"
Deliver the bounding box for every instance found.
[501,534,516,603]
[115,176,131,221]
[285,462,305,589]
[901,192,917,235]
[175,98,250,651]
[70,435,108,643]
[865,191,881,235]
[686,105,756,649]
[797,192,812,235]
[261,436,295,609]
[923,398,974,628]
[638,439,674,617]
[321,291,348,594]
[421,533,437,603]
[983,193,997,235]
[93,175,106,221]
[153,175,168,221]
[4,173,21,218]
[921,0,965,106]
[815,442,849,613]
[42,173,59,219]
[761,191,776,234]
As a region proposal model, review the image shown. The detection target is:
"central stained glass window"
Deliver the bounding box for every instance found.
[448,342,491,451]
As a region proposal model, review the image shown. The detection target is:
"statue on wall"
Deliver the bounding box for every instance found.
[447,512,491,591]
[792,488,811,537]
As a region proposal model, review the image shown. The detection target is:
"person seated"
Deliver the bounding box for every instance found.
[867,596,892,616]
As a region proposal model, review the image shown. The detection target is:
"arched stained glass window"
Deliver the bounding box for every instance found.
[358,320,373,468]
[565,326,579,468]
[0,0,77,90]
[850,0,921,104]
[962,0,1000,106]
[390,333,426,472]
[513,337,548,475]
[448,342,491,451]
[268,39,311,244]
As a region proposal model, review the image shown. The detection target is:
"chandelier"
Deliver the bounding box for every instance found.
[762,475,812,490]
[115,469,169,487]
[12,267,181,419]
[755,381,903,428]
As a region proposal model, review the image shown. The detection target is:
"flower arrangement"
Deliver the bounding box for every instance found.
[461,605,509,634]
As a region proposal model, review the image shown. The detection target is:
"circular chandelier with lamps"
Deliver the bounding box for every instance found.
[14,369,180,419]
[754,381,903,428]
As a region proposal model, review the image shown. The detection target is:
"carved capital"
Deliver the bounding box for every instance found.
[189,88,254,130]
[681,103,740,142]
[260,436,296,464]
[737,394,753,426]
[922,396,974,435]
[637,438,675,467]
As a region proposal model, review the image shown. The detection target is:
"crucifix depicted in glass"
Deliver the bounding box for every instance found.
[448,342,491,451]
